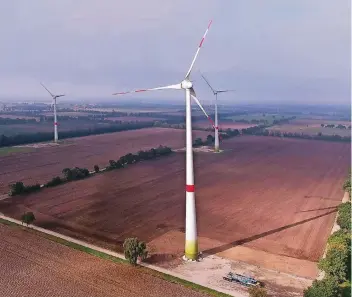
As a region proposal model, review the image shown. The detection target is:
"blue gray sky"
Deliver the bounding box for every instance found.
[0,0,350,104]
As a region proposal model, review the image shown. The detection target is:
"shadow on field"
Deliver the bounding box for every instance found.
[297,206,338,213]
[203,209,337,256]
[304,195,339,202]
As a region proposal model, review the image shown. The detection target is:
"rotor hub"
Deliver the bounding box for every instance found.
[181,80,193,89]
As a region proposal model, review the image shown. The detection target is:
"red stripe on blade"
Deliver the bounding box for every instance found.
[208,20,213,29]
[186,185,195,192]
[135,89,147,92]
[199,38,205,47]
[207,117,215,127]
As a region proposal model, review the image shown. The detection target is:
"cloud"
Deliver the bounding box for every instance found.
[0,0,350,104]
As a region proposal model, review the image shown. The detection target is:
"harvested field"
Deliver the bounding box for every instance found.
[0,127,209,193]
[0,223,209,297]
[0,136,349,279]
[0,121,115,136]
[269,119,351,137]
[194,121,256,130]
[105,116,164,122]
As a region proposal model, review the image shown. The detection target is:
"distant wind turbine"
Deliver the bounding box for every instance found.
[113,20,214,261]
[40,83,65,143]
[200,72,235,152]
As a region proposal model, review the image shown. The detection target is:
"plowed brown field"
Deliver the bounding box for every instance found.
[194,121,255,130]
[0,223,209,297]
[0,127,209,193]
[0,136,350,277]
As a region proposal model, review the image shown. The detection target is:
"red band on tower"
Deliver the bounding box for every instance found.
[186,185,195,192]
[54,122,58,126]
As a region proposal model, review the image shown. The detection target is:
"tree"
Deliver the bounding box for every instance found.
[45,176,63,187]
[194,137,203,147]
[94,165,99,173]
[206,134,214,144]
[123,237,148,265]
[337,202,351,231]
[328,229,350,248]
[21,212,36,226]
[248,286,268,297]
[303,277,340,297]
[318,246,349,281]
[62,168,73,181]
[343,175,351,198]
[9,181,25,196]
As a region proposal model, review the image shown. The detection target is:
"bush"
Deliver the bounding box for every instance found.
[21,212,36,226]
[337,202,351,231]
[45,176,63,187]
[62,167,90,181]
[123,237,148,265]
[24,184,41,193]
[94,165,99,173]
[248,286,268,297]
[303,277,340,297]
[9,182,40,196]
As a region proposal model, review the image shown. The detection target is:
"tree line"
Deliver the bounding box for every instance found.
[8,145,173,196]
[0,122,154,147]
[304,200,351,297]
[321,123,351,129]
[232,124,351,143]
[193,135,215,147]
[0,117,37,124]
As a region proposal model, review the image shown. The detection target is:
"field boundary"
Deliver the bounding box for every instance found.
[0,214,236,297]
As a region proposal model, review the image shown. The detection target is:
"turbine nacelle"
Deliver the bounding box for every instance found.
[181,80,193,89]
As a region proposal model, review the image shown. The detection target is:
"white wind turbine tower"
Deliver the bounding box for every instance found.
[40,83,65,143]
[200,72,235,152]
[113,20,213,260]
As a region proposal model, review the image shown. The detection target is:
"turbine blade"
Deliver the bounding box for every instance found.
[184,20,213,79]
[217,89,235,93]
[112,83,182,95]
[190,88,215,128]
[200,72,215,93]
[56,94,65,97]
[40,82,55,98]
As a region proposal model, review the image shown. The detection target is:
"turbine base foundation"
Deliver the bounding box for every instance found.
[185,239,198,260]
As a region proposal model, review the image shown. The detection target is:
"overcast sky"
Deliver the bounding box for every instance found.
[0,0,350,105]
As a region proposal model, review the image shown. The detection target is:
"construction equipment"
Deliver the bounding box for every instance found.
[223,272,260,287]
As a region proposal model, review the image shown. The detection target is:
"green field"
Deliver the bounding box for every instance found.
[0,147,34,156]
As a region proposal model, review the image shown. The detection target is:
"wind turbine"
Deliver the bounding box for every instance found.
[40,83,65,143]
[113,20,214,260]
[200,72,235,152]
